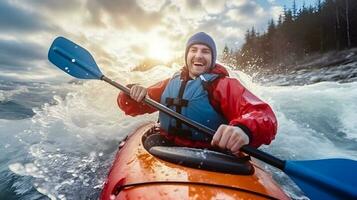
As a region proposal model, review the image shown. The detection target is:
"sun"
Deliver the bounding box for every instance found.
[146,36,173,62]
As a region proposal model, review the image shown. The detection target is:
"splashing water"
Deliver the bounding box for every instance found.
[1,64,356,199]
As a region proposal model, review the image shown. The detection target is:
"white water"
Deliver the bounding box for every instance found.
[1,65,357,199]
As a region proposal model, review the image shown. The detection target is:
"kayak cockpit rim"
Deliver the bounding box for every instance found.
[142,128,254,175]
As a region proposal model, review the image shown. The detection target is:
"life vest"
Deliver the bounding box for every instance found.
[159,72,228,141]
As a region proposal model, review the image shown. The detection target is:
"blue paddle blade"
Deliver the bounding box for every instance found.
[285,159,357,200]
[48,37,103,79]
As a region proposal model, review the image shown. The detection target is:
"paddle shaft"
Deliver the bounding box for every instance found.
[101,75,285,170]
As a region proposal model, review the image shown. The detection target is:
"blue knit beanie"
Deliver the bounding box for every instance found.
[185,32,217,68]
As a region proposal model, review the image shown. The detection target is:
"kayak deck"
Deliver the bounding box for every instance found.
[100,122,289,200]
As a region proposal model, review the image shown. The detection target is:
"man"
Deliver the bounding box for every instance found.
[118,32,277,156]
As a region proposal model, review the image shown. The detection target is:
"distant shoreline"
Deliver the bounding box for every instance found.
[251,48,357,86]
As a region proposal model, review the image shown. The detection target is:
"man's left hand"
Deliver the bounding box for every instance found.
[211,125,249,156]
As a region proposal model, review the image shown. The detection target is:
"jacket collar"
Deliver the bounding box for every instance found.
[180,63,229,81]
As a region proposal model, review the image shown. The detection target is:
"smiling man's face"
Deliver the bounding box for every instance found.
[186,44,212,79]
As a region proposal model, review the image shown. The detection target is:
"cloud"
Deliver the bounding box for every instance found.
[191,0,283,50]
[226,9,250,23]
[239,1,262,16]
[0,37,80,81]
[226,1,261,22]
[136,0,167,12]
[20,0,82,12]
[201,0,226,14]
[171,0,207,20]
[226,0,248,8]
[0,39,46,70]
[85,0,164,31]
[0,0,285,80]
[270,5,284,21]
[0,1,55,33]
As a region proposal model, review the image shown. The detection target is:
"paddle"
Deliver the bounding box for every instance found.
[48,36,357,200]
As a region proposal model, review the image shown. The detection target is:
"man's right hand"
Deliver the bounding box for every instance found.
[129,85,147,102]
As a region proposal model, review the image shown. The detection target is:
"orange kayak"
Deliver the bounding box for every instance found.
[100,122,290,200]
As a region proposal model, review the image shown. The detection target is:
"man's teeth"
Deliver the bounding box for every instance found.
[193,62,204,66]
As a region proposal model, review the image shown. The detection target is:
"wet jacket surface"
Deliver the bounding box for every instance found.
[117,64,278,148]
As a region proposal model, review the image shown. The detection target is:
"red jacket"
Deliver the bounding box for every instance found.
[117,64,278,148]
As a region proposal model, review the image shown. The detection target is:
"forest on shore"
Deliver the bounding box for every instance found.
[222,0,357,73]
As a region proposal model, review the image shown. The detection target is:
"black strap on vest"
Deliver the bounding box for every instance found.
[165,98,188,107]
[164,75,224,142]
[168,79,188,129]
[165,79,196,139]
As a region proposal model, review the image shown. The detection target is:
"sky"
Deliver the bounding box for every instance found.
[0,0,317,81]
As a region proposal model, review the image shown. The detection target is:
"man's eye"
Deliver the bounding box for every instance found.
[190,49,197,52]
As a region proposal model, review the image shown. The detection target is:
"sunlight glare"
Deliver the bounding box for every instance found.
[146,36,173,62]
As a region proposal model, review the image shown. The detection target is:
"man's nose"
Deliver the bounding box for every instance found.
[195,50,203,58]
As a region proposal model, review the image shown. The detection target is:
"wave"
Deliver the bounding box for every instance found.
[1,65,356,199]
[0,101,35,120]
